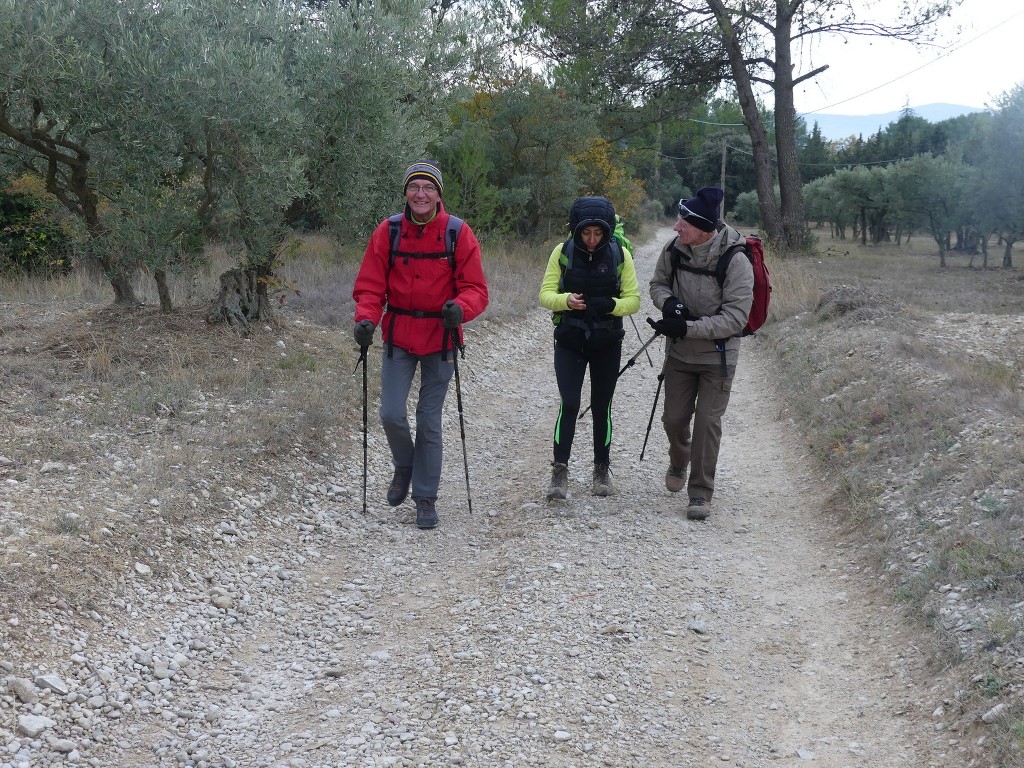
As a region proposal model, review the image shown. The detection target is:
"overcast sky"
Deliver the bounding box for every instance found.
[789,2,1023,117]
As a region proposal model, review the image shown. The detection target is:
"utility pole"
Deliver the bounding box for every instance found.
[653,121,662,188]
[719,140,727,219]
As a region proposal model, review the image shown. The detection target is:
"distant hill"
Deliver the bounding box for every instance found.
[801,103,987,142]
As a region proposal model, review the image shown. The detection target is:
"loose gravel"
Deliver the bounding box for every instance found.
[1,228,966,768]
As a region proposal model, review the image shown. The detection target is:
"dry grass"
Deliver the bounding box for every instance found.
[763,227,1024,760]
[0,276,363,625]
[0,226,542,632]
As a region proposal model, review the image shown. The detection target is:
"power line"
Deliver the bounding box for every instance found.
[687,118,745,127]
[661,143,923,169]
[801,12,1022,115]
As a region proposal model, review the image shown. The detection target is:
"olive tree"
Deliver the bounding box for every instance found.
[0,0,307,321]
[888,153,965,266]
[0,0,158,304]
[974,84,1024,268]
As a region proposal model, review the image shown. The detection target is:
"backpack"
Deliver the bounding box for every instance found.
[384,213,464,358]
[387,213,463,269]
[673,235,771,336]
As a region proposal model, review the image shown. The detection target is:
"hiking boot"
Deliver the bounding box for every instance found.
[665,465,686,493]
[415,498,439,529]
[547,462,568,501]
[686,497,710,521]
[387,466,413,507]
[592,462,614,496]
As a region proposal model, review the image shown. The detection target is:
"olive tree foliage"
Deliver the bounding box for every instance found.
[119,0,307,322]
[732,189,762,228]
[887,153,966,266]
[972,84,1024,268]
[0,0,307,318]
[805,165,880,246]
[0,0,156,304]
[804,154,970,265]
[294,0,500,242]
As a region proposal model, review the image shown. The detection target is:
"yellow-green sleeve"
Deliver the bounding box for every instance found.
[538,244,569,312]
[613,248,641,317]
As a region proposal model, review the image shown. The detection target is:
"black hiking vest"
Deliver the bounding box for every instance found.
[553,239,623,333]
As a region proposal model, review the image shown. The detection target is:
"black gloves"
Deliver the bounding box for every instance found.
[585,296,616,317]
[648,315,688,338]
[353,319,375,347]
[662,296,688,320]
[441,299,464,329]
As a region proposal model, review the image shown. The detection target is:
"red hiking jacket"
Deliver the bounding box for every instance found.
[353,203,489,356]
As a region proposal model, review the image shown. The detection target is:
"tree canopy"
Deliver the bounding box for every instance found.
[2,0,1021,313]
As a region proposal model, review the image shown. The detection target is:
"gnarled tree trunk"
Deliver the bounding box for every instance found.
[154,269,173,313]
[206,267,272,336]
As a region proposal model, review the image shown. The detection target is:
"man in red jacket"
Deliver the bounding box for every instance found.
[352,161,489,529]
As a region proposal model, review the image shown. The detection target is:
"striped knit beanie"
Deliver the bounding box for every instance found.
[403,161,443,194]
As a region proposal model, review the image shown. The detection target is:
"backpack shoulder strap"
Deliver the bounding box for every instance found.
[609,238,624,288]
[714,241,748,288]
[608,237,623,265]
[389,213,463,272]
[445,215,464,270]
[387,213,404,268]
[557,239,573,293]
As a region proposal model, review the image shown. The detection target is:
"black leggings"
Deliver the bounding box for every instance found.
[551,339,622,465]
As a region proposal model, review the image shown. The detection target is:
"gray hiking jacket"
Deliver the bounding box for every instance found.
[649,224,754,368]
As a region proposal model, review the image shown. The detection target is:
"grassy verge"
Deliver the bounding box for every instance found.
[764,229,1024,761]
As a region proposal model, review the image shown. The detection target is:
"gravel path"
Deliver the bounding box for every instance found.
[2,228,955,768]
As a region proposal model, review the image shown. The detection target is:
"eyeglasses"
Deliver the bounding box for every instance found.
[406,183,438,195]
[678,201,715,226]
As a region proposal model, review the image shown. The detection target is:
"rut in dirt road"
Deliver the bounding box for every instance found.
[95,228,956,768]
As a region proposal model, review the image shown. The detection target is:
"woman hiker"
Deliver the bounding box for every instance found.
[538,195,640,500]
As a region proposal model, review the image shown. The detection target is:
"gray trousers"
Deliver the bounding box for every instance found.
[379,347,455,501]
[661,357,734,502]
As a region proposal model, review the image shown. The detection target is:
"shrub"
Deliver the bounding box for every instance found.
[0,175,76,276]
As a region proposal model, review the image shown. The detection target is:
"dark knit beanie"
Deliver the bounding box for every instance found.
[403,161,443,194]
[678,187,724,232]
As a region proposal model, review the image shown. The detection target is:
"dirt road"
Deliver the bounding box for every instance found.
[77,226,956,768]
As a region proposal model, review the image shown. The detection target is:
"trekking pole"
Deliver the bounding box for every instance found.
[639,367,665,463]
[452,344,473,515]
[449,334,473,515]
[629,315,654,367]
[353,345,369,515]
[579,330,662,420]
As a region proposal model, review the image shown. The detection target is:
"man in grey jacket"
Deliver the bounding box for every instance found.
[649,187,754,521]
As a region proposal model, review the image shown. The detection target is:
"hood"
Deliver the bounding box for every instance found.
[569,196,616,254]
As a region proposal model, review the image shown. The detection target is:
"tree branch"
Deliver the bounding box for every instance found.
[792,63,829,87]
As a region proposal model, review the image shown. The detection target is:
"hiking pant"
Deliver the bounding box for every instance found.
[551,338,622,466]
[661,357,734,502]
[379,347,454,501]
